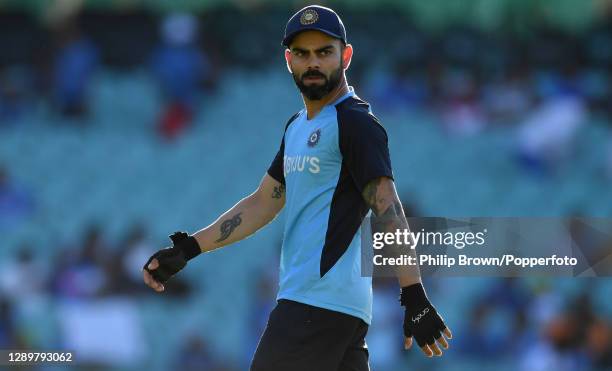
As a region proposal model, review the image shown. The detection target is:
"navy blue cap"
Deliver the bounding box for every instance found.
[282,5,347,47]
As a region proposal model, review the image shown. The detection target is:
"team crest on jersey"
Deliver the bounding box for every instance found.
[307,128,321,147]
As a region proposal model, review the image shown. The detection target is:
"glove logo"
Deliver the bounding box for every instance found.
[412,307,429,324]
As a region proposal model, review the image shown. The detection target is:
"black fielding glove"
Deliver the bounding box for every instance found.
[143,232,201,284]
[401,283,447,348]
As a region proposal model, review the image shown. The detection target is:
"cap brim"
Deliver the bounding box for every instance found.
[282,27,344,47]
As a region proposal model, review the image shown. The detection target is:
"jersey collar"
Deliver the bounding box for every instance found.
[303,86,355,121]
[329,85,355,107]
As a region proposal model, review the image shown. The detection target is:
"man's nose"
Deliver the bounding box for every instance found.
[305,54,321,69]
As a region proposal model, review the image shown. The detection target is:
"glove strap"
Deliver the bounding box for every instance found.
[399,282,429,308]
[170,231,201,261]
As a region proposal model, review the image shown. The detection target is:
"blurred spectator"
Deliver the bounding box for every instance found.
[106,223,156,295]
[364,61,429,113]
[0,166,35,230]
[51,18,99,119]
[458,279,533,358]
[586,318,612,369]
[0,244,48,301]
[57,297,147,367]
[521,286,612,371]
[516,89,587,176]
[482,64,533,125]
[51,224,110,298]
[151,13,211,140]
[524,309,579,370]
[440,68,486,136]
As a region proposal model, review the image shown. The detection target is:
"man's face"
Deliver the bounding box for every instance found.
[286,31,345,100]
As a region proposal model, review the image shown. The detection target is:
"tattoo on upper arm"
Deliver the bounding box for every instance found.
[364,178,413,249]
[363,178,404,218]
[271,184,285,199]
[363,178,382,212]
[215,212,243,242]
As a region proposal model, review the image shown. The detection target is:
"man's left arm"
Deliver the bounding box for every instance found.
[362,176,453,357]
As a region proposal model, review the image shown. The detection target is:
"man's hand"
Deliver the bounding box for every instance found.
[143,258,165,292]
[142,232,201,293]
[401,283,452,357]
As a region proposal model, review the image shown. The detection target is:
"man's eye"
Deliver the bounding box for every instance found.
[319,50,331,56]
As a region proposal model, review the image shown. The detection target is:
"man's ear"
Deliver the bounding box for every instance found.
[285,49,293,73]
[342,44,353,70]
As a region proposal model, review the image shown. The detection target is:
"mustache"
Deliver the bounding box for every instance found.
[301,70,327,79]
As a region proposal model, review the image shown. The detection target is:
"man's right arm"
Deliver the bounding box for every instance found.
[143,172,285,292]
[191,172,285,253]
[144,114,292,292]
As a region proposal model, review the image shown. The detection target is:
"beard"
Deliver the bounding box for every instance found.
[293,65,343,100]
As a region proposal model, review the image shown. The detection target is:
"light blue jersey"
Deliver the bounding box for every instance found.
[267,87,393,324]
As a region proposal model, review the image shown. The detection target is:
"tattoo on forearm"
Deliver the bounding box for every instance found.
[215,213,243,242]
[382,200,404,218]
[272,184,285,199]
[372,200,404,232]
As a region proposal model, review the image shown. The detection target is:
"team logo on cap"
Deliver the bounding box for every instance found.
[300,9,319,25]
[307,128,321,147]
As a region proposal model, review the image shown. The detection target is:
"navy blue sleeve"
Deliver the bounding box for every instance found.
[338,108,394,193]
[267,112,300,185]
[267,137,285,184]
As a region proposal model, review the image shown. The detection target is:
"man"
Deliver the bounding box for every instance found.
[143,5,452,370]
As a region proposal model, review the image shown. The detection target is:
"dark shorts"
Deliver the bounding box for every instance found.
[250,299,370,371]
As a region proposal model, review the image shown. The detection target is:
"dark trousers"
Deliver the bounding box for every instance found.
[250,299,370,371]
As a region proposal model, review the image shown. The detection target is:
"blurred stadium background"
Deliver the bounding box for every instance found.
[0,0,611,370]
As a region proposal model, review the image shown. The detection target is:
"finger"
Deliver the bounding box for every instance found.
[151,276,163,291]
[152,281,163,292]
[143,269,152,286]
[154,282,165,292]
[429,342,442,356]
[420,344,433,357]
[443,327,453,339]
[436,334,449,349]
[143,270,163,291]
[147,258,159,270]
[404,327,412,339]
[404,337,413,350]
